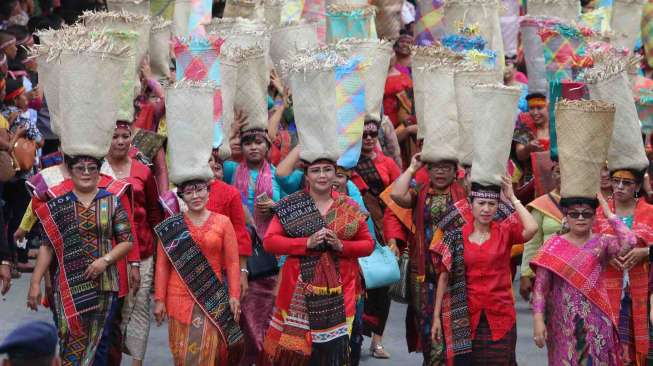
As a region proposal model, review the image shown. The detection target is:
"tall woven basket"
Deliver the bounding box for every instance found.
[470,84,521,186]
[585,54,649,172]
[611,0,646,52]
[150,18,172,80]
[218,50,241,159]
[555,99,615,199]
[106,0,151,15]
[371,0,403,40]
[454,68,501,166]
[526,0,580,22]
[165,82,216,185]
[269,22,319,80]
[234,46,269,131]
[520,17,547,94]
[223,0,264,19]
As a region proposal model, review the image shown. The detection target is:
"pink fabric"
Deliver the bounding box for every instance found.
[234,160,273,238]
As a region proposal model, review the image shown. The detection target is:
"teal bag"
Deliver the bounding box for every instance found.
[358,242,400,289]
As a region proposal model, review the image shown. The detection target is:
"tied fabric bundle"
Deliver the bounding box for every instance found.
[611,0,646,52]
[285,48,343,163]
[442,0,504,70]
[326,4,378,43]
[454,67,501,166]
[371,0,403,40]
[585,52,649,172]
[149,17,173,80]
[414,0,445,46]
[520,16,547,93]
[165,81,216,185]
[470,83,521,186]
[106,0,150,15]
[223,0,265,19]
[269,22,319,84]
[35,33,130,158]
[538,20,594,81]
[555,99,616,199]
[173,36,226,148]
[526,0,581,22]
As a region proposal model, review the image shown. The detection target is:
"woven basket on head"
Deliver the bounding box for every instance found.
[443,0,504,70]
[165,81,216,185]
[336,39,392,122]
[611,0,646,51]
[585,53,648,172]
[81,11,152,71]
[326,4,377,43]
[454,68,501,166]
[287,55,341,163]
[150,18,172,80]
[217,49,241,159]
[470,84,521,186]
[556,99,615,199]
[103,31,139,122]
[269,22,319,80]
[526,0,580,22]
[206,17,268,34]
[229,46,269,131]
[264,0,284,26]
[172,0,191,36]
[106,0,150,15]
[520,17,547,94]
[35,54,61,136]
[371,0,403,40]
[223,0,264,19]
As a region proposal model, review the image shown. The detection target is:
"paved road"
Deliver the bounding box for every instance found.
[0,272,548,365]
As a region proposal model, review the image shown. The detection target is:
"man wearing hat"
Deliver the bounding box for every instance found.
[0,321,61,366]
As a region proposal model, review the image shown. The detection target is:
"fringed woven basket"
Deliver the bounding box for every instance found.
[454,68,501,166]
[165,80,216,185]
[371,0,403,40]
[264,0,284,26]
[223,0,264,20]
[526,0,580,22]
[555,99,615,199]
[218,51,241,159]
[611,0,646,51]
[470,83,521,186]
[520,16,547,94]
[585,52,649,171]
[228,45,269,131]
[150,18,172,80]
[269,21,319,84]
[106,0,150,15]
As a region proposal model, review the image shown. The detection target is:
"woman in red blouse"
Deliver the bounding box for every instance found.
[431,177,537,365]
[104,121,163,366]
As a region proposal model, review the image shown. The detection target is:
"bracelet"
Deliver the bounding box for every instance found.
[0,260,11,266]
[240,268,249,274]
[130,262,141,268]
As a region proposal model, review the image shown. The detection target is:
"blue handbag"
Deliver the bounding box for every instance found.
[358,242,401,289]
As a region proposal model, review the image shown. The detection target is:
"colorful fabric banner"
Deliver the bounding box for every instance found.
[189,0,212,37]
[633,75,653,134]
[539,22,593,82]
[326,6,377,43]
[414,0,445,45]
[281,0,304,23]
[173,36,225,148]
[336,57,366,169]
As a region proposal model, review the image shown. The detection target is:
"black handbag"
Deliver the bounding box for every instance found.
[246,226,279,280]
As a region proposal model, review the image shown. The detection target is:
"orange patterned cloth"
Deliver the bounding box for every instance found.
[168,304,229,366]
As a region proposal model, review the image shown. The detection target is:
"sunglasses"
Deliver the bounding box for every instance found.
[362,131,379,139]
[567,211,595,219]
[71,164,99,175]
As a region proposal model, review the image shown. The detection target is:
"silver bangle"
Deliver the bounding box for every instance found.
[240,268,249,274]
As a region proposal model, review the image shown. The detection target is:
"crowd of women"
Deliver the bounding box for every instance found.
[0,0,653,365]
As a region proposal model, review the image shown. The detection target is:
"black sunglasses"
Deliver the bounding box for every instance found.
[362,131,379,139]
[567,211,595,219]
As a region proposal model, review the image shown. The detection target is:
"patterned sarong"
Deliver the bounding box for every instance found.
[154,214,244,365]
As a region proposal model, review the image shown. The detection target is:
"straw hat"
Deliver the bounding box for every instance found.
[469,83,521,186]
[584,52,648,172]
[555,99,616,199]
[165,81,216,185]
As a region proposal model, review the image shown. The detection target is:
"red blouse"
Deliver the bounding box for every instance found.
[206,180,252,256]
[463,219,524,341]
[125,159,162,259]
[383,73,413,128]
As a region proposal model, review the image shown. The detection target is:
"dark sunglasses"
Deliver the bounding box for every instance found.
[362,131,379,139]
[567,211,595,219]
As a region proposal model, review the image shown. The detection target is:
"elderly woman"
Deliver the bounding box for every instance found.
[531,193,637,365]
[261,158,374,365]
[431,177,538,364]
[27,155,134,366]
[153,178,243,365]
[592,169,653,364]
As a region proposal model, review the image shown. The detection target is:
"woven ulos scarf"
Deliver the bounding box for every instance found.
[234,158,273,238]
[274,191,350,366]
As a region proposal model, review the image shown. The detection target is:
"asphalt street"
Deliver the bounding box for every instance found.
[0,271,548,365]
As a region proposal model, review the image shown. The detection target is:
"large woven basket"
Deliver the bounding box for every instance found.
[371,0,403,40]
[165,82,216,185]
[443,0,504,70]
[454,68,501,166]
[611,0,646,51]
[218,50,240,158]
[288,57,340,163]
[556,99,615,199]
[106,0,150,15]
[233,46,269,131]
[470,84,521,186]
[269,22,319,78]
[103,30,139,122]
[57,51,128,158]
[585,53,649,171]
[150,18,172,80]
[223,0,264,19]
[520,17,547,94]
[526,0,580,22]
[35,54,61,137]
[264,0,284,26]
